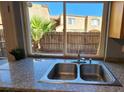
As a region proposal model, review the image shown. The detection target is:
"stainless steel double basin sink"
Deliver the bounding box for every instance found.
[39,61,121,86]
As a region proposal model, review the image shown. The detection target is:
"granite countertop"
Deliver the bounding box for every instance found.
[0,58,123,92]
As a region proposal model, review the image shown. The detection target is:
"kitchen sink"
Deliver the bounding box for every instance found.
[80,64,112,82]
[39,61,121,86]
[48,63,77,80]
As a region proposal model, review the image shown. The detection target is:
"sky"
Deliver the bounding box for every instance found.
[32,2,103,16]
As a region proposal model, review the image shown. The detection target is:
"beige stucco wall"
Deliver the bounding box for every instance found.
[55,15,63,32]
[28,4,50,20]
[56,25,63,32]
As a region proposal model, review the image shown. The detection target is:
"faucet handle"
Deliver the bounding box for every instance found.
[81,58,85,62]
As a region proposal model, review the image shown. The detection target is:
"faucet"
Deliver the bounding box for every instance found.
[73,50,92,64]
[77,50,81,62]
[77,50,86,63]
[76,50,92,64]
[89,58,92,64]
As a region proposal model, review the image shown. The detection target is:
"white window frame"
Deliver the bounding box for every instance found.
[22,1,110,58]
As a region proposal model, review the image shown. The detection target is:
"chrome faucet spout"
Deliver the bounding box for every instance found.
[89,58,92,64]
[77,50,81,62]
[78,50,81,59]
[77,50,86,63]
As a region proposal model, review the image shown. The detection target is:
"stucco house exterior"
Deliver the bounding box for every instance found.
[55,15,102,32]
[28,4,50,20]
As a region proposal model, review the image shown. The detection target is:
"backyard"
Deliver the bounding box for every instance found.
[28,2,103,55]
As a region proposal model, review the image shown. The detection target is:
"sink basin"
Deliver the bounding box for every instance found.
[48,63,77,80]
[40,61,121,86]
[80,64,112,82]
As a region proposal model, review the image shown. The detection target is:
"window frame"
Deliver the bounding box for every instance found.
[91,19,100,27]
[68,18,76,25]
[22,1,110,59]
[0,9,6,57]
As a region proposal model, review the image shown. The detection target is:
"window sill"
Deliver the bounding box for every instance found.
[28,53,104,60]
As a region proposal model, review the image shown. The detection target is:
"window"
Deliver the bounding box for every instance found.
[91,19,100,27]
[66,3,103,55]
[25,2,106,57]
[0,11,6,57]
[27,2,64,55]
[68,18,75,25]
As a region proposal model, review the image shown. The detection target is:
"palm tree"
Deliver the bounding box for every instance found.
[30,16,56,51]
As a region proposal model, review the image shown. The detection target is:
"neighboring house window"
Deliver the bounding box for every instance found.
[91,19,100,27]
[68,18,75,25]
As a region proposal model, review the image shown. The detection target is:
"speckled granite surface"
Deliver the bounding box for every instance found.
[0,58,123,92]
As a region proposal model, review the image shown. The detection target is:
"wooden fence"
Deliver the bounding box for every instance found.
[40,32,100,54]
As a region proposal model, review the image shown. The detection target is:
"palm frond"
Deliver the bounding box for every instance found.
[30,16,56,42]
